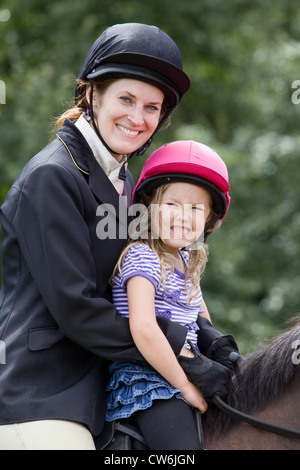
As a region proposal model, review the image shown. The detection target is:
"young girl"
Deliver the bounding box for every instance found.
[106,140,232,450]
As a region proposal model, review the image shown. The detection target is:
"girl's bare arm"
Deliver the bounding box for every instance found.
[126,275,207,413]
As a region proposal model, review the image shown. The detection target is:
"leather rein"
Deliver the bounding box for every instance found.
[210,394,300,440]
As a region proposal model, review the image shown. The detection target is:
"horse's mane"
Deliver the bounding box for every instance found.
[202,315,300,439]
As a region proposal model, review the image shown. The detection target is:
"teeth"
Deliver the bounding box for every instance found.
[117,125,139,136]
[172,226,190,234]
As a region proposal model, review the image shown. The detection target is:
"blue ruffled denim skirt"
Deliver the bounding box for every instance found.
[105,362,183,422]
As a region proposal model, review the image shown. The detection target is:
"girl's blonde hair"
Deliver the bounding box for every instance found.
[112,183,221,303]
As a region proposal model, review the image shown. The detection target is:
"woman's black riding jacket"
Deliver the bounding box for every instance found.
[0,119,187,435]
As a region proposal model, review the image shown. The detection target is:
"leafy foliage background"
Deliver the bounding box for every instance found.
[1,0,300,353]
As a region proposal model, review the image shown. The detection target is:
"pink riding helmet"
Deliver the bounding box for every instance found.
[133,140,231,221]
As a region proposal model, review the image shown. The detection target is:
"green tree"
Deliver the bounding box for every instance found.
[1,0,300,353]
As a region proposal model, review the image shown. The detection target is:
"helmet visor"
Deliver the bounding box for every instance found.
[134,173,229,218]
[86,62,182,107]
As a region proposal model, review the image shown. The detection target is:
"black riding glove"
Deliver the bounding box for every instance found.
[196,316,223,353]
[196,316,242,372]
[206,335,242,371]
[178,342,231,399]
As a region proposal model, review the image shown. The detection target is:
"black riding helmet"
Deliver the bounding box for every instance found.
[75,23,190,165]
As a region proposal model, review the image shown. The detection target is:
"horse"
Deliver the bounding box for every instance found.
[96,315,300,450]
[202,315,300,450]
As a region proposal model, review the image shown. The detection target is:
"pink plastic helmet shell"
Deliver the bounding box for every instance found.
[133,140,230,220]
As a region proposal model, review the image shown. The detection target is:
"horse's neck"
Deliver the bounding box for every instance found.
[205,380,300,450]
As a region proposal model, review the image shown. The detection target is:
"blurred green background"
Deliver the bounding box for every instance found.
[1,0,300,354]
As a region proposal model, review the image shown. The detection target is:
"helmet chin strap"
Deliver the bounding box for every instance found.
[118,106,174,181]
[89,80,122,156]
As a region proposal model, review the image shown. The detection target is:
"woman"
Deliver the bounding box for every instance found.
[0,22,191,450]
[0,23,237,450]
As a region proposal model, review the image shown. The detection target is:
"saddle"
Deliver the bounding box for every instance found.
[94,409,204,450]
[94,420,148,450]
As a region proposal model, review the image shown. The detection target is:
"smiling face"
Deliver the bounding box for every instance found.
[88,78,164,159]
[154,182,212,255]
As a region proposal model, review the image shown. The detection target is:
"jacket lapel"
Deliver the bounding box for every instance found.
[56,119,128,226]
[89,157,128,231]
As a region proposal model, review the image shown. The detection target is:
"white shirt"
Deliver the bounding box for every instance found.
[75,113,126,195]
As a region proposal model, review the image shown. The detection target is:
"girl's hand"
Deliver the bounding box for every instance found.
[180,381,208,414]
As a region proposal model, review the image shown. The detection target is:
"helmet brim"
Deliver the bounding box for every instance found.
[134,173,229,219]
[86,53,190,107]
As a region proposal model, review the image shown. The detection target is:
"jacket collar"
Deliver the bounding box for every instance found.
[56,119,128,223]
[56,118,93,174]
